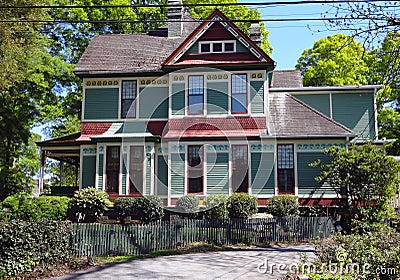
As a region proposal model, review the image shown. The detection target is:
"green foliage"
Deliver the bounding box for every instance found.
[268,195,299,217]
[186,0,272,55]
[176,195,199,217]
[68,187,111,223]
[313,143,400,233]
[0,219,73,278]
[296,34,370,86]
[114,197,136,221]
[132,195,164,223]
[204,194,229,220]
[2,193,70,221]
[314,228,400,279]
[227,193,258,219]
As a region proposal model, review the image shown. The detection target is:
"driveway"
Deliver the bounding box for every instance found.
[53,245,315,280]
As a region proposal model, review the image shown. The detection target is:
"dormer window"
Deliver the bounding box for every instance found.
[199,41,236,53]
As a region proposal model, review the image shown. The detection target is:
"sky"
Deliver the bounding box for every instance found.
[242,1,342,70]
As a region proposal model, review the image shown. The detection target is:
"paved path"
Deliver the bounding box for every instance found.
[53,245,315,280]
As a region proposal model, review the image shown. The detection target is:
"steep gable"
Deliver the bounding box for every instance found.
[163,9,275,68]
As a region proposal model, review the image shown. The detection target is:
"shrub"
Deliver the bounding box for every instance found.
[2,193,70,221]
[2,192,39,221]
[114,197,136,222]
[314,227,400,279]
[227,193,257,219]
[68,187,111,223]
[0,219,73,278]
[34,196,70,220]
[204,194,229,220]
[176,195,199,218]
[132,195,164,223]
[268,195,299,217]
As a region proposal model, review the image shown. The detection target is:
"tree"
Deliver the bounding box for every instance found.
[313,143,400,234]
[186,0,272,55]
[295,34,371,86]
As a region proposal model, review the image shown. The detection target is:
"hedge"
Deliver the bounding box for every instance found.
[0,220,73,278]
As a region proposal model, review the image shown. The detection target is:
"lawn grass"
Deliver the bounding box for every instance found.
[93,242,230,265]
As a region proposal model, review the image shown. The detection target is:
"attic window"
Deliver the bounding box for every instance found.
[199,41,236,53]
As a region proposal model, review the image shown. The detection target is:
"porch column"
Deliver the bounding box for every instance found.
[39,149,46,194]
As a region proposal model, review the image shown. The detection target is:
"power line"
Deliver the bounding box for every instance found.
[0,17,385,24]
[0,0,396,9]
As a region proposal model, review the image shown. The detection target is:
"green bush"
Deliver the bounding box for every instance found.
[314,227,400,279]
[268,195,299,217]
[0,219,73,278]
[34,196,70,220]
[2,193,70,221]
[68,187,111,223]
[2,192,39,221]
[204,194,229,220]
[133,195,164,223]
[114,197,136,222]
[227,193,258,219]
[176,195,199,218]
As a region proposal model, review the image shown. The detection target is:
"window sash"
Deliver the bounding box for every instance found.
[231,74,247,113]
[277,144,295,194]
[188,75,204,115]
[121,80,137,118]
[232,145,249,193]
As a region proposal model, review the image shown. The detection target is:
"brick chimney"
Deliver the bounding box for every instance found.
[250,22,261,47]
[168,0,183,38]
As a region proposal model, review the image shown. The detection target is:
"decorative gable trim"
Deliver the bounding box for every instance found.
[163,9,274,67]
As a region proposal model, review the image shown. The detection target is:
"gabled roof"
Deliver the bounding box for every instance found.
[74,14,201,76]
[268,92,355,138]
[163,9,275,68]
[271,70,303,88]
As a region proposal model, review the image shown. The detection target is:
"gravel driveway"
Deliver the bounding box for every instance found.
[52,245,315,280]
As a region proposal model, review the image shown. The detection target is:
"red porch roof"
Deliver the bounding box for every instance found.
[164,117,266,139]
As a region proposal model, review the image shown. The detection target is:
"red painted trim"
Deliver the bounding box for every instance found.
[162,9,275,67]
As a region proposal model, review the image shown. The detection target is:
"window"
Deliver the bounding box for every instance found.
[231,74,247,114]
[121,80,137,118]
[277,144,295,194]
[199,41,236,53]
[188,75,204,115]
[188,145,203,194]
[106,146,120,194]
[129,146,143,194]
[232,145,249,193]
[225,42,234,52]
[213,42,223,52]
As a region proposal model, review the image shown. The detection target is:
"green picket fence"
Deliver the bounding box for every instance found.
[72,217,335,257]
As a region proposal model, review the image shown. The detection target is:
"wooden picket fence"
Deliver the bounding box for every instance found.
[72,217,335,257]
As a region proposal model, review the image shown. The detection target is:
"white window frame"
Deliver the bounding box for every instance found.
[199,40,236,53]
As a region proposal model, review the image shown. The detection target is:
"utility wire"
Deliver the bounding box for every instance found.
[0,0,396,9]
[0,17,385,24]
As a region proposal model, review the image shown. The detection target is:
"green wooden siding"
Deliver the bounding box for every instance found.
[156,155,168,196]
[206,153,229,194]
[121,154,127,195]
[146,158,151,195]
[82,156,96,188]
[332,93,375,139]
[251,152,275,195]
[171,83,185,115]
[84,88,119,120]
[170,153,185,195]
[250,81,264,114]
[139,87,168,119]
[207,82,228,114]
[297,152,335,195]
[292,94,330,117]
[97,154,104,191]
